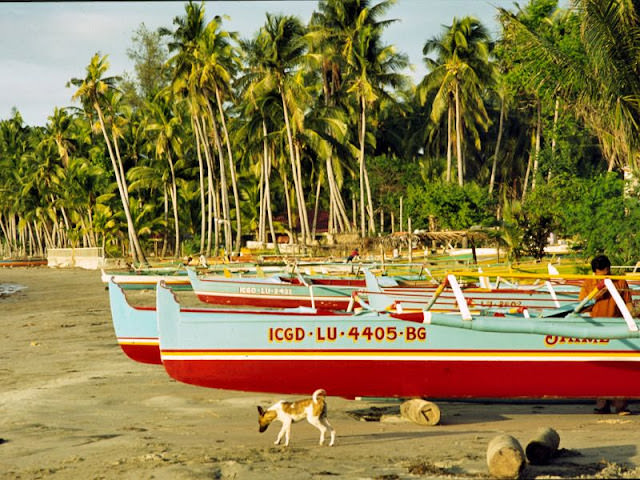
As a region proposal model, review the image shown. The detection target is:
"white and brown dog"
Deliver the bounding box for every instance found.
[257,388,336,447]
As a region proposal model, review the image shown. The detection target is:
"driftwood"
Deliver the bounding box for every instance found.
[525,427,560,465]
[399,399,440,426]
[486,434,526,479]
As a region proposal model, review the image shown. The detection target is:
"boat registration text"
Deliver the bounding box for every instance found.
[268,325,426,343]
[238,286,293,295]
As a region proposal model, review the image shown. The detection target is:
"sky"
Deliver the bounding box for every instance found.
[0,0,521,127]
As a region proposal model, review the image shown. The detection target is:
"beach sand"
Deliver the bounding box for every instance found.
[1,267,639,479]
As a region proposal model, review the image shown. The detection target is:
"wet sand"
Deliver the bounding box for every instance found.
[1,267,639,479]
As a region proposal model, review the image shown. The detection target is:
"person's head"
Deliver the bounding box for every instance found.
[591,254,611,275]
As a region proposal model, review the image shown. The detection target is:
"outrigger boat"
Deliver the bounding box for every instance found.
[107,278,339,365]
[155,274,640,399]
[186,265,586,313]
[108,279,159,364]
[0,258,46,267]
[102,263,382,291]
[186,268,361,309]
[101,268,192,291]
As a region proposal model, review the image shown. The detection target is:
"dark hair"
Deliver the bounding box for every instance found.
[591,254,611,272]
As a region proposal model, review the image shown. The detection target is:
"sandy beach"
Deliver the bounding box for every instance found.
[1,267,639,479]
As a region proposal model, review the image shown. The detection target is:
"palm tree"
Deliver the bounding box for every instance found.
[68,53,147,265]
[419,16,493,187]
[233,77,282,249]
[340,0,408,235]
[488,76,509,195]
[241,14,312,245]
[499,0,640,172]
[145,95,183,257]
[161,1,214,254]
[308,0,363,234]
[0,112,31,255]
[47,107,77,169]
[194,16,243,254]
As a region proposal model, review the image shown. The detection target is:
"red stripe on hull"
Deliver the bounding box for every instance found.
[162,358,640,399]
[195,293,351,310]
[120,344,162,365]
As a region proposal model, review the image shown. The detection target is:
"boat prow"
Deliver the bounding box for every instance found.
[108,278,161,365]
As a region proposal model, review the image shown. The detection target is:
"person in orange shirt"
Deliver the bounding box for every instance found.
[578,254,633,415]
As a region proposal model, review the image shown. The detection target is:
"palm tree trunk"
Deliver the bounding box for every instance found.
[326,156,348,232]
[111,132,130,203]
[522,128,535,201]
[167,150,180,258]
[78,216,93,248]
[195,114,215,256]
[358,96,367,237]
[0,213,13,253]
[294,142,311,243]
[364,162,376,234]
[41,220,53,251]
[93,102,146,265]
[264,141,279,254]
[191,114,207,254]
[489,97,505,195]
[548,97,560,182]
[161,185,169,258]
[280,90,309,245]
[531,98,542,191]
[260,119,270,244]
[455,84,464,187]
[206,101,232,255]
[32,221,43,255]
[215,86,242,254]
[283,176,294,242]
[259,155,266,244]
[26,222,34,257]
[213,182,222,255]
[87,206,97,248]
[359,98,376,234]
[447,101,453,183]
[312,174,322,239]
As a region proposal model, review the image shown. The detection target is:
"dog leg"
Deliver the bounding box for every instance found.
[283,421,292,446]
[321,416,336,446]
[308,416,328,445]
[275,420,289,446]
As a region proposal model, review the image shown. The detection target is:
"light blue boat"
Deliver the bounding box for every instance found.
[154,279,640,399]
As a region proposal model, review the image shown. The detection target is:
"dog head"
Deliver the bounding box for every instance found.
[257,405,277,433]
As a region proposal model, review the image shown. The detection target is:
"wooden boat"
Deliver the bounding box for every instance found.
[155,278,640,399]
[368,270,582,313]
[0,258,46,267]
[108,279,160,364]
[106,271,566,366]
[102,263,372,291]
[101,268,192,290]
[185,263,592,312]
[186,268,359,309]
[107,277,335,365]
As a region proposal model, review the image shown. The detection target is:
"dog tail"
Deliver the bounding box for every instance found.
[312,389,327,403]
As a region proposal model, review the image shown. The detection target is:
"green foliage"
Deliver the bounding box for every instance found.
[367,154,422,211]
[525,173,640,264]
[126,23,171,101]
[4,0,640,262]
[405,181,497,231]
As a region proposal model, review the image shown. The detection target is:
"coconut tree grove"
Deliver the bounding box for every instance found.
[2,0,640,264]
